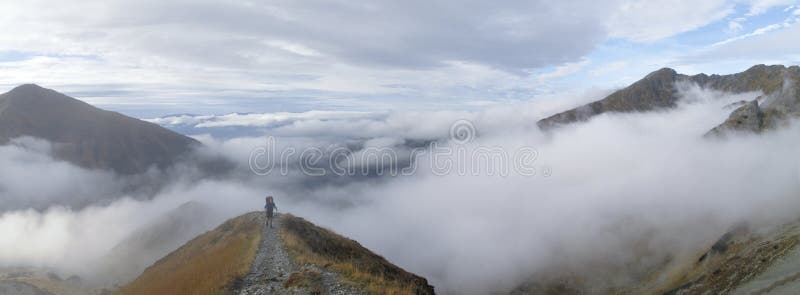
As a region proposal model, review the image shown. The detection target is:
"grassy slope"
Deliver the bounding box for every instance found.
[280,214,435,295]
[650,222,800,295]
[114,212,262,295]
[513,221,800,294]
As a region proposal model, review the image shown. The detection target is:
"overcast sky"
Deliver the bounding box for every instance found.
[1,0,799,117]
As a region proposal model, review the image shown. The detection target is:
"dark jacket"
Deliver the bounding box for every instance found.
[265,202,277,215]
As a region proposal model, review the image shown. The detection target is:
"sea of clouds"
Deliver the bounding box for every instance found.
[2,83,800,293]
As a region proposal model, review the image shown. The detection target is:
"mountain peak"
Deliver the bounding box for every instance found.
[743,64,786,73]
[10,83,46,92]
[537,66,683,130]
[4,84,58,101]
[1,83,88,111]
[645,67,677,79]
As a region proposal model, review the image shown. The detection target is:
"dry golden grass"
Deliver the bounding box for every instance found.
[280,214,434,295]
[114,212,262,295]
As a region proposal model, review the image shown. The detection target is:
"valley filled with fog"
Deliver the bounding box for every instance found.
[3,83,800,294]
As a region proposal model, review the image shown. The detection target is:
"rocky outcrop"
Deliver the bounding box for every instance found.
[705,100,765,137]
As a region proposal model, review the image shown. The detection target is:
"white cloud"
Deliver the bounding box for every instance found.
[588,61,628,77]
[536,59,591,82]
[149,111,372,128]
[747,0,795,16]
[264,40,321,57]
[728,18,746,34]
[606,0,733,42]
[713,23,788,46]
[684,16,800,65]
[0,0,743,112]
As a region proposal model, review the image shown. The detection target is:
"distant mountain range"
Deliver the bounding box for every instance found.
[0,84,199,174]
[3,65,797,176]
[538,64,800,135]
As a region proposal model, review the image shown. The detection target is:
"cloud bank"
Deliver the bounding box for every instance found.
[3,83,800,294]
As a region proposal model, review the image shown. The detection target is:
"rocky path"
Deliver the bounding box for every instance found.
[234,214,365,295]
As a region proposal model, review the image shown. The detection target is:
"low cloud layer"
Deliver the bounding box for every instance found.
[3,83,800,293]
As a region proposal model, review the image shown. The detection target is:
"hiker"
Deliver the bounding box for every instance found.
[265,196,278,228]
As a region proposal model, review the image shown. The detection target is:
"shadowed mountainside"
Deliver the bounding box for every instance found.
[0,84,199,174]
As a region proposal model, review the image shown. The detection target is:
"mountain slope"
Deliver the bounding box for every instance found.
[98,201,220,285]
[114,212,262,295]
[646,221,800,295]
[537,64,800,131]
[0,84,199,174]
[508,219,800,295]
[279,214,435,294]
[537,67,682,130]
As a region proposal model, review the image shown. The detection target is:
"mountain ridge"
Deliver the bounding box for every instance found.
[537,64,800,132]
[114,212,435,295]
[0,84,200,174]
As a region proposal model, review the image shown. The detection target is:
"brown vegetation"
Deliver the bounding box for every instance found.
[280,214,435,295]
[114,212,262,295]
